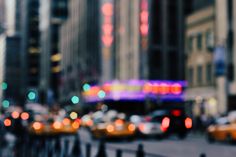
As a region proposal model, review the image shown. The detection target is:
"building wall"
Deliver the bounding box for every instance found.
[0,35,6,103]
[114,0,140,80]
[185,6,217,116]
[149,0,193,80]
[59,0,100,102]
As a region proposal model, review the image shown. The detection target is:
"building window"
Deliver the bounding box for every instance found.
[197,33,202,50]
[197,66,202,85]
[206,30,214,51]
[206,64,212,84]
[188,68,193,86]
[187,36,193,52]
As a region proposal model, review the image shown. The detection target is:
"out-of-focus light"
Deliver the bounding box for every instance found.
[2,100,10,108]
[72,121,80,129]
[71,96,79,104]
[83,84,91,91]
[51,66,61,73]
[102,3,113,16]
[11,111,20,119]
[171,83,182,95]
[161,117,170,132]
[51,54,62,62]
[21,112,29,120]
[98,90,106,99]
[102,35,113,47]
[63,118,70,125]
[33,122,42,130]
[70,112,78,120]
[53,121,62,129]
[4,119,11,127]
[1,82,8,90]
[185,117,192,129]
[140,24,148,36]
[128,124,136,132]
[28,91,36,100]
[106,125,114,133]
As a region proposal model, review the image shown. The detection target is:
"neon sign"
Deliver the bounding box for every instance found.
[82,80,186,102]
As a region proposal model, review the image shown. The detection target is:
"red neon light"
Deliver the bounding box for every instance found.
[140,24,148,36]
[141,11,148,23]
[170,84,182,95]
[141,0,148,10]
[102,3,113,16]
[143,83,152,93]
[102,84,111,93]
[102,35,113,47]
[102,24,113,35]
[159,83,169,95]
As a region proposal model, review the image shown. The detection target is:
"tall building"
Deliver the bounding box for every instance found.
[0,35,21,104]
[113,0,140,80]
[20,0,41,101]
[185,6,217,117]
[59,0,100,103]
[148,0,193,80]
[0,0,5,33]
[40,0,68,103]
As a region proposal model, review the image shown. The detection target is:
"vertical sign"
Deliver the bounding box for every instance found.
[101,0,114,82]
[140,0,149,78]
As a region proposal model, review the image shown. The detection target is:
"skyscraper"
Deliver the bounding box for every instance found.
[40,0,68,103]
[148,0,193,80]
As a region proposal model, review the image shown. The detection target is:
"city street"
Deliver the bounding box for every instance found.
[78,128,236,157]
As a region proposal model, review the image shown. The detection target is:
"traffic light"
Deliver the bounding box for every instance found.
[71,96,79,104]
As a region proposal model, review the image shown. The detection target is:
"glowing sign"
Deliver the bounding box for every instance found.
[82,80,186,102]
[102,2,113,47]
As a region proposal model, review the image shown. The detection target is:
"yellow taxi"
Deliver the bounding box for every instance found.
[207,117,236,143]
[90,117,136,139]
[28,117,80,136]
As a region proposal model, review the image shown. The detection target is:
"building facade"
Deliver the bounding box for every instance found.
[20,0,41,102]
[59,0,100,103]
[113,0,140,80]
[40,0,68,103]
[185,6,217,116]
[148,0,193,80]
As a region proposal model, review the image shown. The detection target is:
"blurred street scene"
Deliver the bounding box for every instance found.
[0,0,236,156]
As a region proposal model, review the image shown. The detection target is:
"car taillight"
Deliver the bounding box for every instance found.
[11,111,20,119]
[33,122,42,130]
[4,118,11,127]
[185,117,192,129]
[21,112,29,120]
[145,116,151,122]
[106,125,115,133]
[161,117,170,132]
[171,110,181,117]
[53,121,62,129]
[139,123,145,132]
[128,124,136,132]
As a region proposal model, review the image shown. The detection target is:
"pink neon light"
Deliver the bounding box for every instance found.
[140,24,148,36]
[102,3,113,16]
[102,24,113,35]
[102,35,113,47]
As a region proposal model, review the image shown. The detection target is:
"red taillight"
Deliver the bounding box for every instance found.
[139,123,145,132]
[4,119,11,127]
[185,117,192,129]
[161,117,170,132]
[145,116,151,122]
[171,110,181,117]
